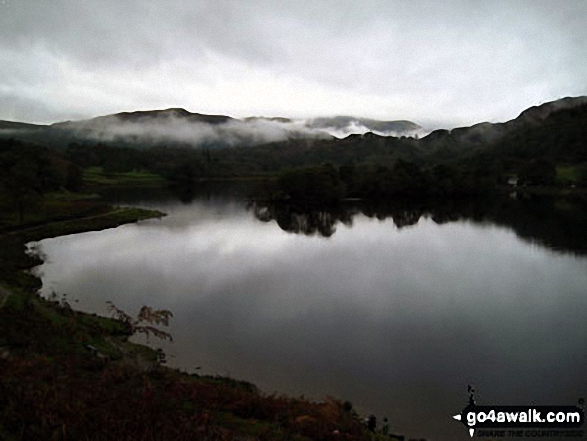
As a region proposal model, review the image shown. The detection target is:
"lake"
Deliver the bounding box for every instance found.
[32,189,587,441]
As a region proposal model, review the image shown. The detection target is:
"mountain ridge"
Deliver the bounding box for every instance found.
[421,95,587,149]
[0,96,585,152]
[52,108,236,129]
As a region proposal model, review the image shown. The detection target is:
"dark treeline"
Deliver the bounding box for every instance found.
[0,140,86,225]
[2,99,587,211]
[274,160,499,205]
[62,100,587,194]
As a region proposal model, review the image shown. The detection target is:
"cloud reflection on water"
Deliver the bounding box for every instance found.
[34,199,587,441]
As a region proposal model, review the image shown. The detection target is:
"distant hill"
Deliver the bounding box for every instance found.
[422,96,587,146]
[0,120,47,130]
[306,116,421,137]
[0,109,423,149]
[0,97,585,162]
[489,98,587,163]
[514,96,587,125]
[0,109,323,149]
[243,116,293,123]
[0,120,65,147]
[2,96,587,192]
[420,96,587,158]
[53,108,235,129]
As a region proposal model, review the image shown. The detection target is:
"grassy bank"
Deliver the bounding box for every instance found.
[83,166,165,187]
[0,197,376,441]
[0,200,164,291]
[0,285,370,440]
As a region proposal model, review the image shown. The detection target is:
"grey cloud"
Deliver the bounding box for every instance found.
[0,91,85,123]
[0,0,279,68]
[0,0,586,126]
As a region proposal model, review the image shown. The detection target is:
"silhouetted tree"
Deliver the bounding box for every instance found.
[519,159,556,185]
[65,163,84,192]
[277,164,343,205]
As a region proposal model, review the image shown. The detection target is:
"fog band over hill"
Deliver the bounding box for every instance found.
[319,120,427,139]
[61,117,332,147]
[56,114,424,147]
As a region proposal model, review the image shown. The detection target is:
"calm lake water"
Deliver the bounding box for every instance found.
[33,190,587,441]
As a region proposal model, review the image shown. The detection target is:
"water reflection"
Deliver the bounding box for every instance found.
[249,196,587,255]
[33,194,587,441]
[251,202,353,237]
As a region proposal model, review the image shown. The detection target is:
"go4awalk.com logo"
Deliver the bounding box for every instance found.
[452,386,585,438]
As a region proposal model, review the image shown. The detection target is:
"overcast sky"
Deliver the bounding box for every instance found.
[1,0,586,128]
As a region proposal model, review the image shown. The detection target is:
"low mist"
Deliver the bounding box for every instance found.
[0,111,429,149]
[320,120,427,139]
[66,117,334,147]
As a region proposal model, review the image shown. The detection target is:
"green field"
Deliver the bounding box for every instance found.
[556,164,587,186]
[556,165,578,185]
[83,166,165,186]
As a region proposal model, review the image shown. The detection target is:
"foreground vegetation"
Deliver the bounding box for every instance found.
[0,290,371,440]
[0,188,377,440]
